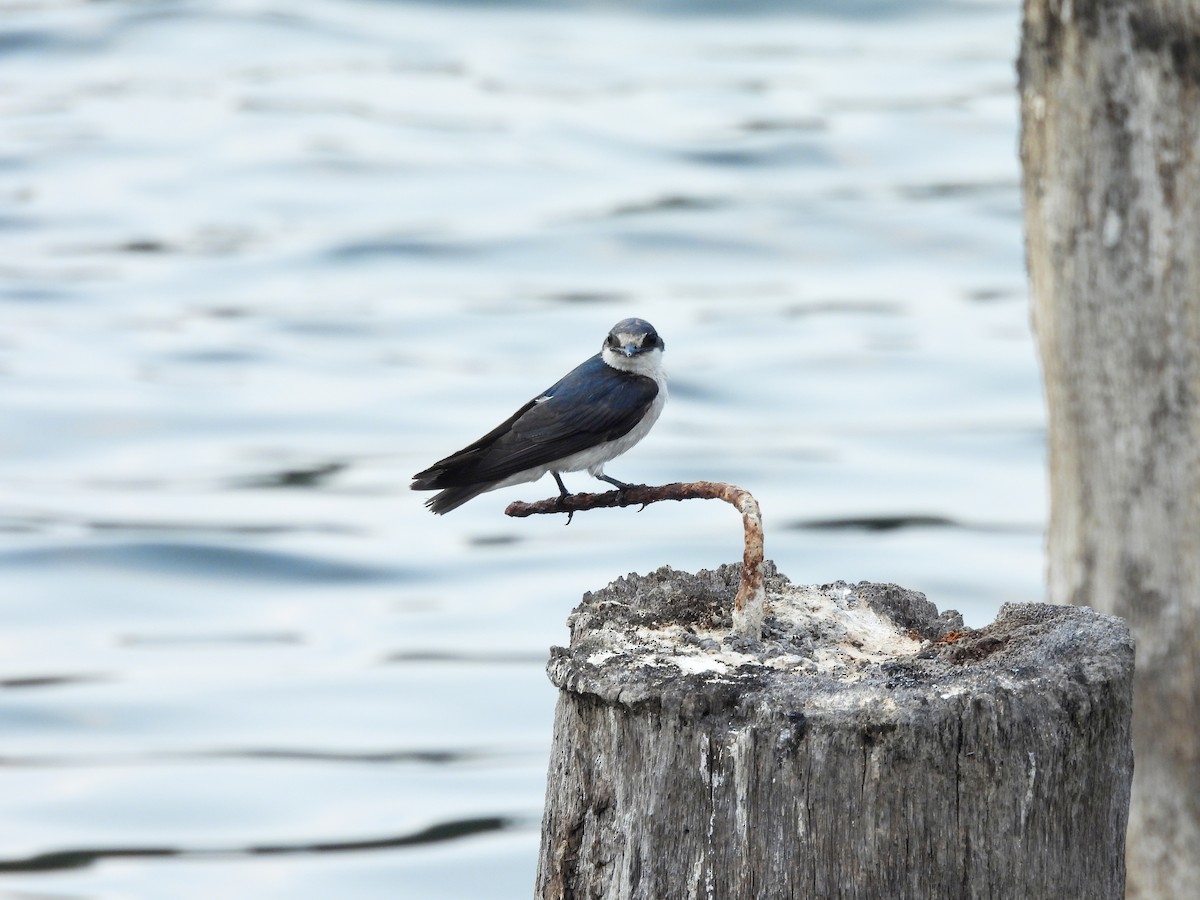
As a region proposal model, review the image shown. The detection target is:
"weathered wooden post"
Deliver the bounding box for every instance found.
[536,564,1133,899]
[1020,1,1200,894]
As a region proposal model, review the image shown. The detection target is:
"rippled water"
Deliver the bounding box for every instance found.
[0,0,1037,896]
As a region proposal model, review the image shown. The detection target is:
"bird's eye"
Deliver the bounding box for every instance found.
[643,333,658,348]
[606,334,619,348]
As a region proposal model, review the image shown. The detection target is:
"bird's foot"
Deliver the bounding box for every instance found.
[598,475,651,509]
[551,478,575,524]
[551,473,575,523]
[552,493,575,525]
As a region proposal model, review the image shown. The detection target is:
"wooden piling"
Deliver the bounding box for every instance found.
[536,564,1133,899]
[1020,1,1200,893]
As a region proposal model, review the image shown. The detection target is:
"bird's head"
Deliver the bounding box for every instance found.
[601,318,665,374]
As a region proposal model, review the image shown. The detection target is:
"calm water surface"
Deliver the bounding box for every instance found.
[0,0,1037,896]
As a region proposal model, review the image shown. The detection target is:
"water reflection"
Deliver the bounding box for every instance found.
[0,816,517,874]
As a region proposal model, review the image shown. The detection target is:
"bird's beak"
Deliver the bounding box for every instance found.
[621,343,638,357]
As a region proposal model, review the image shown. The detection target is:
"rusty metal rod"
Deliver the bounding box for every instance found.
[505,481,765,637]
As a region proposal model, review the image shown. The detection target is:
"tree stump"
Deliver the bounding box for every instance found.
[1020,2,1200,893]
[536,564,1133,900]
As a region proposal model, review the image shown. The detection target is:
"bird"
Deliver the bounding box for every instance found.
[411,318,667,514]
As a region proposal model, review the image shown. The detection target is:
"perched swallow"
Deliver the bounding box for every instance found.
[412,318,667,514]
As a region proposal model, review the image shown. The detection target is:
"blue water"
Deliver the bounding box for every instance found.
[0,0,1037,896]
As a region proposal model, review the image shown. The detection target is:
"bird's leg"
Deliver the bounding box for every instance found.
[552,472,574,525]
[552,472,572,498]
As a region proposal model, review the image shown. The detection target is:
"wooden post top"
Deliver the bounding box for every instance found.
[548,561,1133,719]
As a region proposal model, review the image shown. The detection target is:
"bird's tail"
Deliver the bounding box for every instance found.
[419,482,493,515]
[408,475,492,518]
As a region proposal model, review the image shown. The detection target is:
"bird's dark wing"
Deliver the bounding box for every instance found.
[411,354,658,488]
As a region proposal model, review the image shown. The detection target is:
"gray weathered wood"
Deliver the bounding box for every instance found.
[1019,1,1200,894]
[536,565,1132,900]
